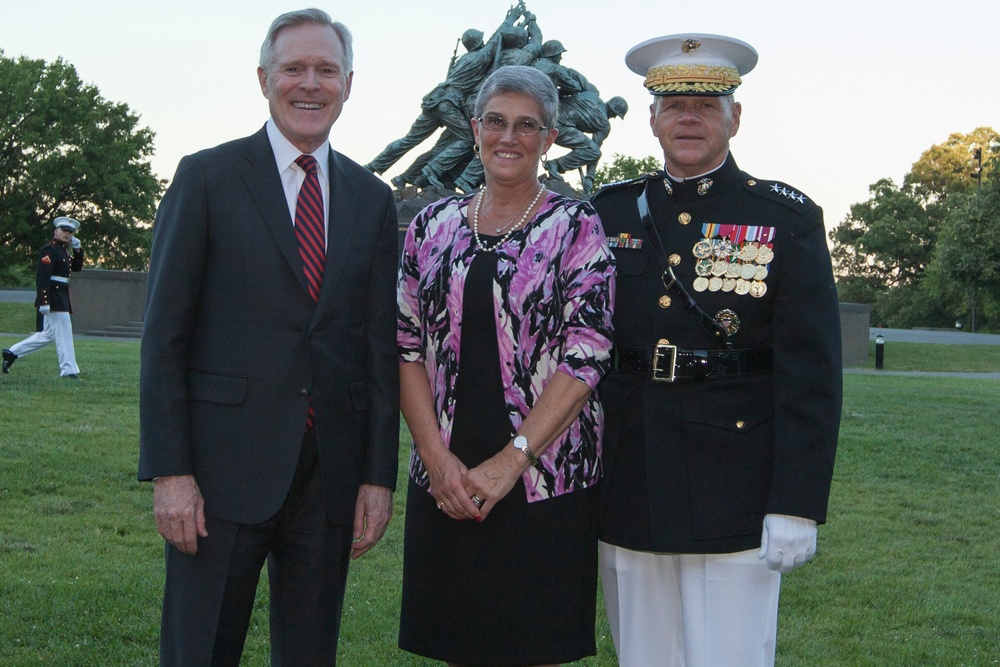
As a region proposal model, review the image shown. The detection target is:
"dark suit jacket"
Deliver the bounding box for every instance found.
[138,125,400,525]
[592,154,842,554]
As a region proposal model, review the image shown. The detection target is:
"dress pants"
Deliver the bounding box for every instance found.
[9,312,79,375]
[600,542,781,667]
[160,430,354,666]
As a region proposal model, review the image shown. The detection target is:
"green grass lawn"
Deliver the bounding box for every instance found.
[0,302,38,335]
[855,339,1000,373]
[1,335,998,665]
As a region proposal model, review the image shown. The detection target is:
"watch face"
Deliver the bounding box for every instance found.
[512,435,536,466]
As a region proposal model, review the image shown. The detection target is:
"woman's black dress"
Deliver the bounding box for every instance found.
[398,246,599,666]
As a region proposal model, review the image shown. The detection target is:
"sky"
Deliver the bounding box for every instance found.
[3,0,998,231]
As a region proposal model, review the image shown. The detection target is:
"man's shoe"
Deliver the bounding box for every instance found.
[2,349,16,374]
[64,374,80,380]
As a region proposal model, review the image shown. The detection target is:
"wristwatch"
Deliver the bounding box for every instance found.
[512,435,538,467]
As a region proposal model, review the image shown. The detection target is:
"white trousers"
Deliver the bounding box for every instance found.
[9,312,80,376]
[600,542,781,667]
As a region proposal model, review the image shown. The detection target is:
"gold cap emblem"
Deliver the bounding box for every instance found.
[681,39,701,53]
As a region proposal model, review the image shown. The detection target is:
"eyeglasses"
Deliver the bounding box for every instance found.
[478,115,548,136]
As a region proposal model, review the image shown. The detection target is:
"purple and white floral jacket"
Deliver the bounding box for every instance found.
[397,192,616,502]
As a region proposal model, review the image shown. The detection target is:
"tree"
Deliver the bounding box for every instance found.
[830,128,998,328]
[904,127,998,204]
[830,178,940,286]
[0,50,164,283]
[591,153,662,190]
[924,170,1000,331]
[829,178,955,327]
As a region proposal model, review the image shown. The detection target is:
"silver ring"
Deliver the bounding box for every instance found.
[471,494,485,508]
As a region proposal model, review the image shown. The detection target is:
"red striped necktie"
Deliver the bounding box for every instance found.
[294,154,325,431]
[294,154,325,303]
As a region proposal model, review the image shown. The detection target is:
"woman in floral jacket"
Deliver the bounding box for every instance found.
[396,66,616,666]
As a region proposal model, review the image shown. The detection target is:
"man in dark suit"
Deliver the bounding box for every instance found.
[138,9,399,665]
[592,34,842,667]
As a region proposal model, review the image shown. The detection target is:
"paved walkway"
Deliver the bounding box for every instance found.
[870,326,1000,345]
[845,368,1000,380]
[0,289,34,303]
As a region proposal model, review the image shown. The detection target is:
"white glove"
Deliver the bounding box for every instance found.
[39,305,51,315]
[758,513,817,573]
[70,236,81,249]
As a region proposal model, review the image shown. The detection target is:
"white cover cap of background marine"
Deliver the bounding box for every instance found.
[53,216,81,231]
[626,34,758,96]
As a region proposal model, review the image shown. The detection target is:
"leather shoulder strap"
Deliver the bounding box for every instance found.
[637,181,731,347]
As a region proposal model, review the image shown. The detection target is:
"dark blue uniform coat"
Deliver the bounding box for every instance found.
[592,154,842,554]
[34,241,83,313]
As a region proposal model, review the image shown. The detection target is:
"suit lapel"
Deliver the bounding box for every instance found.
[241,126,312,296]
[317,149,360,306]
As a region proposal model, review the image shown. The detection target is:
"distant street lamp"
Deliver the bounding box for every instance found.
[972,147,982,191]
[970,146,982,332]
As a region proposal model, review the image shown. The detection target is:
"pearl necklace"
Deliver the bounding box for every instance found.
[472,185,544,253]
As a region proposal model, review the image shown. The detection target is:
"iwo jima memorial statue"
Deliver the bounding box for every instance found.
[364,2,628,227]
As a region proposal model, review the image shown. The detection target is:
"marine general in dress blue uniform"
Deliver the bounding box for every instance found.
[591,34,842,667]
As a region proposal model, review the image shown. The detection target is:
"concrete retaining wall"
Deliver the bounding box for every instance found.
[63,269,872,367]
[70,270,146,334]
[840,302,871,367]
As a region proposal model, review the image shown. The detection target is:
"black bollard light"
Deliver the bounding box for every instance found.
[875,334,885,369]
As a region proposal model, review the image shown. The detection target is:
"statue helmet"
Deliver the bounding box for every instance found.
[502,27,529,48]
[540,40,567,59]
[607,96,629,118]
[462,29,484,52]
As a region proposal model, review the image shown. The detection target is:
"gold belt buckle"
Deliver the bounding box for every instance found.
[652,339,677,383]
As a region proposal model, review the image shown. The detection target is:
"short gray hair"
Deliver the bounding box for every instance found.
[259,8,353,74]
[474,65,559,129]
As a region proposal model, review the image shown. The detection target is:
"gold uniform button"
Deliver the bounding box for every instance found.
[668,253,681,266]
[678,212,692,225]
[736,420,746,430]
[747,179,757,187]
[658,295,672,308]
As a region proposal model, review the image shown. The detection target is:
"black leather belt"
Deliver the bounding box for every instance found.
[611,344,773,382]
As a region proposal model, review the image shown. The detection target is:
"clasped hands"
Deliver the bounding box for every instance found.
[425,445,525,523]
